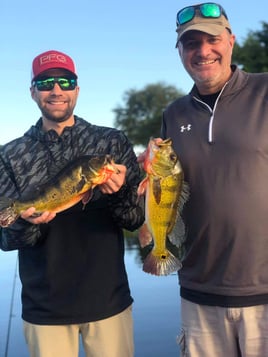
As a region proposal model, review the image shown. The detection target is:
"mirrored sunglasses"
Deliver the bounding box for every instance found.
[176,2,228,27]
[33,77,77,91]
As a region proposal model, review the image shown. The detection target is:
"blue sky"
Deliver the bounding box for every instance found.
[2,0,267,144]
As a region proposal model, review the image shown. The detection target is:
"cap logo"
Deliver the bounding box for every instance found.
[39,54,67,66]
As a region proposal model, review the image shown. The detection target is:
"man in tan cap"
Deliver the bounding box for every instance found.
[160,2,268,356]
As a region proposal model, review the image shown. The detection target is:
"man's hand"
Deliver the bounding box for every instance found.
[99,164,127,194]
[137,138,163,169]
[20,207,56,224]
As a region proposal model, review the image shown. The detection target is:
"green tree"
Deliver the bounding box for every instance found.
[232,21,268,72]
[113,82,184,147]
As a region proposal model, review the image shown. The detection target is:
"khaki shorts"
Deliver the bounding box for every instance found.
[23,305,133,357]
[178,298,268,357]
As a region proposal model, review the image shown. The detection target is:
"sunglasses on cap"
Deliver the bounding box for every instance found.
[176,2,228,26]
[32,77,77,91]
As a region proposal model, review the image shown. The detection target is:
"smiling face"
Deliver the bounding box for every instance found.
[30,68,80,133]
[178,29,235,95]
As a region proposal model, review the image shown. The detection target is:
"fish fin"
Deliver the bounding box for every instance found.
[137,176,149,196]
[168,219,187,261]
[0,197,19,227]
[143,249,182,276]
[178,181,190,212]
[138,223,153,248]
[168,216,186,248]
[81,189,93,209]
[167,181,189,254]
[152,177,162,204]
[165,181,189,247]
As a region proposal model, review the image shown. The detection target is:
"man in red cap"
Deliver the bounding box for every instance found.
[0,49,145,357]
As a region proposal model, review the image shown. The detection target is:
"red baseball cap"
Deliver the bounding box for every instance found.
[31,50,77,81]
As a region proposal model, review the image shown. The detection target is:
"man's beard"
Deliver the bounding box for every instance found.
[40,107,74,123]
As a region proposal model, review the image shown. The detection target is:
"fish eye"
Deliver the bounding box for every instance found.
[169,153,177,162]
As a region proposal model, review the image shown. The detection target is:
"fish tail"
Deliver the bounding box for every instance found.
[143,249,182,276]
[0,197,19,227]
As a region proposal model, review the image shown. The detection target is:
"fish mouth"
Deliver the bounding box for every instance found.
[105,154,113,163]
[149,137,172,148]
[158,138,172,147]
[105,155,120,174]
[88,155,119,176]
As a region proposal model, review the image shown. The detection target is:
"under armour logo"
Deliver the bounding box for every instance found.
[180,124,192,133]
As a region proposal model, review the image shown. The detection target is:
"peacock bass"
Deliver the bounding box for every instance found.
[0,155,118,227]
[138,138,189,276]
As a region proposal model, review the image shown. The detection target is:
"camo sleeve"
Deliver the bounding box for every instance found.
[0,219,41,251]
[108,183,145,232]
[0,148,42,251]
[106,131,145,231]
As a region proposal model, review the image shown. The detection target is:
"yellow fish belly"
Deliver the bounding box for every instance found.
[143,173,183,275]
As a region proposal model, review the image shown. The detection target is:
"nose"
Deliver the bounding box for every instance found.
[197,41,212,56]
[50,82,63,93]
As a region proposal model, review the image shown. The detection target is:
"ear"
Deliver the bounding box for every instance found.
[177,42,183,58]
[30,86,37,101]
[230,34,236,49]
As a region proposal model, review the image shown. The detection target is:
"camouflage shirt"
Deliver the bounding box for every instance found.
[0,116,145,324]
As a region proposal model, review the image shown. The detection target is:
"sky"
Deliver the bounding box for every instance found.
[1,0,268,145]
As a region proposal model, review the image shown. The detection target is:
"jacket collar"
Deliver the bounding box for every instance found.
[190,65,249,98]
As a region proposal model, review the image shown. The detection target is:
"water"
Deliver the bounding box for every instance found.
[0,241,181,357]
